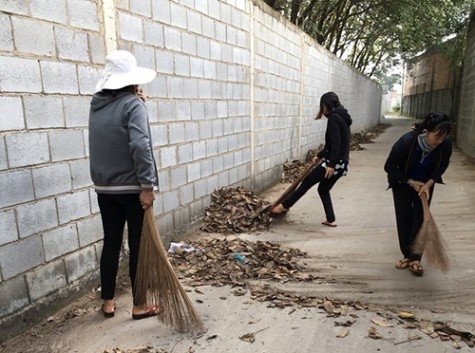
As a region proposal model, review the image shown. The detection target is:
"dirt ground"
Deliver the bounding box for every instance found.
[2,116,475,353]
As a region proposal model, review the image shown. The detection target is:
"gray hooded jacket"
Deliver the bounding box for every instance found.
[88,91,158,194]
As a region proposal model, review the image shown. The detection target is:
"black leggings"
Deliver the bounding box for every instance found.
[282,165,342,223]
[391,184,433,261]
[97,193,144,304]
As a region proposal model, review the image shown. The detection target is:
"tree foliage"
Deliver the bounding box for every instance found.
[263,0,474,80]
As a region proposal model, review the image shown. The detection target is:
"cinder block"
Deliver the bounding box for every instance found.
[190,57,204,78]
[206,139,218,156]
[55,27,89,62]
[0,57,42,93]
[161,190,180,213]
[49,129,85,162]
[159,146,177,169]
[78,65,101,95]
[70,158,92,189]
[176,100,191,120]
[56,190,91,224]
[133,46,155,72]
[197,37,210,58]
[173,206,190,229]
[215,22,226,42]
[32,163,72,198]
[186,9,202,34]
[77,215,102,247]
[193,141,206,160]
[0,276,29,317]
[16,199,58,238]
[164,27,181,51]
[64,96,90,127]
[0,13,13,51]
[193,179,207,199]
[0,170,34,208]
[0,210,18,246]
[179,183,194,204]
[187,162,200,182]
[151,0,171,25]
[157,100,175,121]
[212,155,224,172]
[40,61,78,94]
[88,33,106,64]
[206,174,218,194]
[178,144,193,164]
[30,0,67,24]
[42,224,79,261]
[26,259,67,301]
[174,54,190,76]
[0,96,24,131]
[150,124,168,147]
[0,234,44,280]
[169,123,185,144]
[24,95,64,129]
[202,16,215,39]
[171,165,187,188]
[64,245,98,283]
[198,80,212,99]
[130,0,151,17]
[0,0,28,14]
[218,170,229,188]
[89,189,100,214]
[12,17,55,56]
[170,2,187,29]
[183,79,199,99]
[185,122,199,142]
[195,1,208,15]
[0,137,6,170]
[204,60,217,79]
[119,12,143,43]
[144,20,164,47]
[181,32,197,55]
[6,132,49,168]
[157,169,170,190]
[200,159,213,178]
[67,0,99,31]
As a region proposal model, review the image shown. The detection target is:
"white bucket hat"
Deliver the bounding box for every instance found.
[95,50,156,92]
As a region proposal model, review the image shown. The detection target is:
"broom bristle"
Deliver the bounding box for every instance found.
[135,208,204,334]
[412,195,449,272]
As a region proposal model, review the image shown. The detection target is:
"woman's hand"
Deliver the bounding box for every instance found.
[312,156,320,164]
[418,179,434,201]
[140,190,155,209]
[325,166,334,178]
[135,86,146,102]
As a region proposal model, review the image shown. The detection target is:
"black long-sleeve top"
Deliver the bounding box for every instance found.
[384,130,452,188]
[317,107,352,168]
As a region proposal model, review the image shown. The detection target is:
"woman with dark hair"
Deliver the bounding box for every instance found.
[384,112,452,276]
[271,92,352,227]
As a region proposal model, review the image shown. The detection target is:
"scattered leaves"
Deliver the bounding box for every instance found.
[367,326,382,339]
[336,330,350,338]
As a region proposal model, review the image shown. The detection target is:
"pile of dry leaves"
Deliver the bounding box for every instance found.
[351,123,391,150]
[169,237,314,288]
[200,187,271,234]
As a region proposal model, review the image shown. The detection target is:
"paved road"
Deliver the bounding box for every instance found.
[3,116,475,353]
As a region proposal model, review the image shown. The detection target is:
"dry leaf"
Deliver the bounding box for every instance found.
[335,319,357,327]
[239,332,256,343]
[419,320,435,335]
[368,326,382,339]
[323,301,334,314]
[398,311,415,319]
[337,330,349,338]
[371,317,393,327]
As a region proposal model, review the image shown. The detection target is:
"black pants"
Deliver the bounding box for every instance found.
[391,184,433,261]
[282,164,342,223]
[97,193,144,304]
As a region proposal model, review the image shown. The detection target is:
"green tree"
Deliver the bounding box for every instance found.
[262,0,474,80]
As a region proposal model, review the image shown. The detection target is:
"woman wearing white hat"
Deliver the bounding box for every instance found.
[89,50,159,320]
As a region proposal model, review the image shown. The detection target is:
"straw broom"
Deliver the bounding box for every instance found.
[412,193,449,272]
[134,207,204,333]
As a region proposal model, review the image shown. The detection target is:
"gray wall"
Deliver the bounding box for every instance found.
[0,0,381,339]
[458,13,475,158]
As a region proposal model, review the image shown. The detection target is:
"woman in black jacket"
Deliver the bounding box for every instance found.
[384,112,452,276]
[271,92,352,227]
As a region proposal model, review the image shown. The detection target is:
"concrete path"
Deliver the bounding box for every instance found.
[2,116,475,353]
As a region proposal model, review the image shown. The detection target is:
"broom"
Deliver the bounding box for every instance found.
[412,193,449,272]
[134,207,204,333]
[270,161,320,209]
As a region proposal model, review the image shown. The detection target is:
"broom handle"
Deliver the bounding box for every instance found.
[271,161,320,208]
[420,193,431,223]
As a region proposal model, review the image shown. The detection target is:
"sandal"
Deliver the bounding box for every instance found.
[270,204,288,218]
[395,258,410,270]
[408,260,424,276]
[101,304,115,318]
[132,306,160,320]
[321,220,337,227]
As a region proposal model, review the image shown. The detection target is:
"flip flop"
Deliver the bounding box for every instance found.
[395,258,410,270]
[321,220,337,227]
[101,304,115,318]
[132,306,160,320]
[408,260,424,276]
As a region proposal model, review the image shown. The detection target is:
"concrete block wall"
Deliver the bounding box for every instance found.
[457,13,475,159]
[0,0,381,339]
